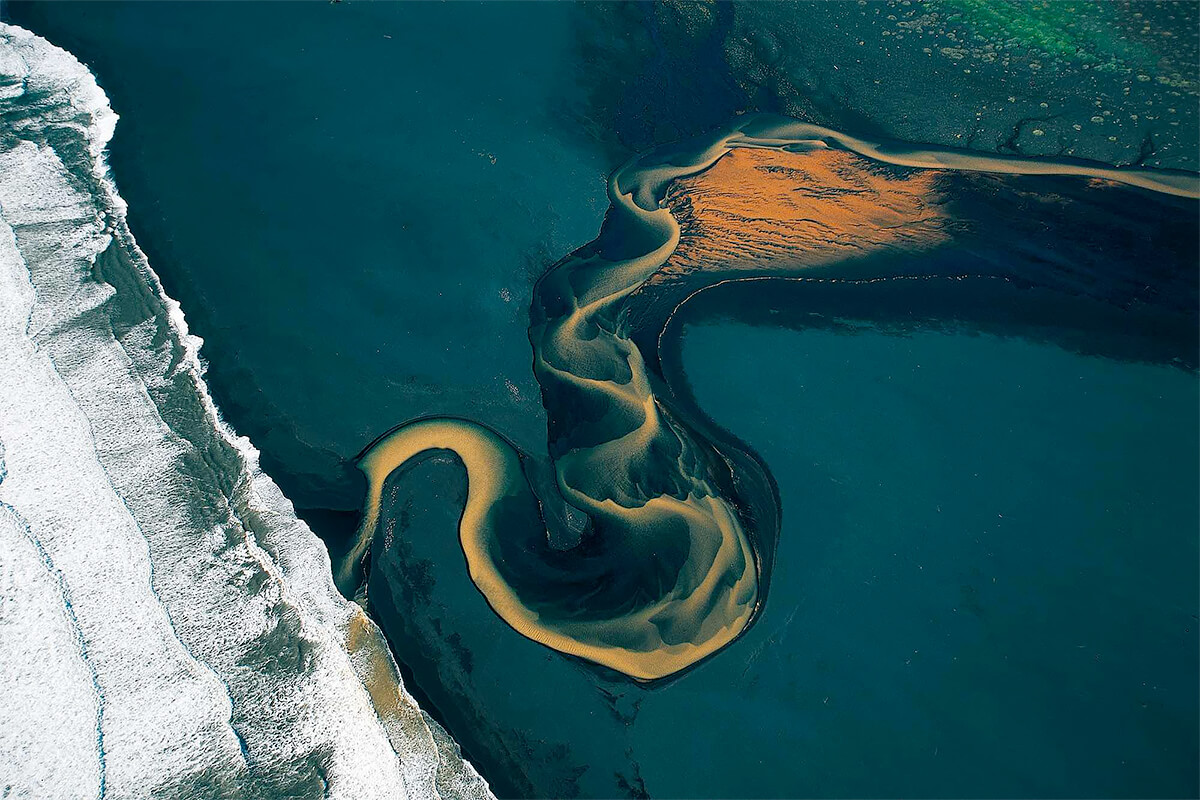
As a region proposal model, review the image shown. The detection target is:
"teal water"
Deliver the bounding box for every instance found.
[358,312,1199,798]
[655,321,1199,798]
[7,2,1198,797]
[7,1,613,515]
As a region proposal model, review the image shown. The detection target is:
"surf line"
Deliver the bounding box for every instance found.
[337,114,1198,682]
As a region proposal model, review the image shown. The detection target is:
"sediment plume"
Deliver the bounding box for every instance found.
[344,115,1197,682]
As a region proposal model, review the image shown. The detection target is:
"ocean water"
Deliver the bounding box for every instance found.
[352,271,1198,798]
[7,3,1197,798]
[6,0,613,523]
[661,318,1199,798]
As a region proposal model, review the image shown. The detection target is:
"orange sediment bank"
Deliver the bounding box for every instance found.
[340,115,1199,682]
[655,146,951,283]
[341,418,755,682]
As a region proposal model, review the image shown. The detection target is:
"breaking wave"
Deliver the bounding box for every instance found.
[0,24,489,799]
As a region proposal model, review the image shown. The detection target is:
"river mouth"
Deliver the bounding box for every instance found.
[358,133,1196,796]
[8,3,1195,796]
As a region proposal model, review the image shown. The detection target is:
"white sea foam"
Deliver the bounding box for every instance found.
[0,24,491,800]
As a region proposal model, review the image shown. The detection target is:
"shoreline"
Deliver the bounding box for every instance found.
[0,23,490,799]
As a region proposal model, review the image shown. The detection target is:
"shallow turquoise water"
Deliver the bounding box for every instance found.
[660,321,1198,797]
